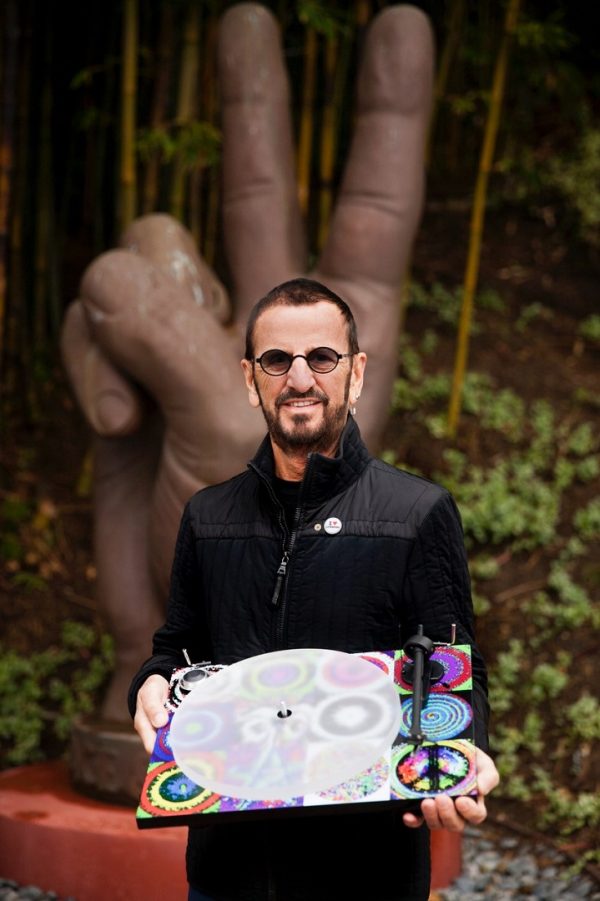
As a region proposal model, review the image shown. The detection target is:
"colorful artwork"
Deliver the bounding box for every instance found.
[136,645,477,828]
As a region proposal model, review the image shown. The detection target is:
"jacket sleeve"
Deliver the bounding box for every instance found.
[127,501,212,718]
[401,490,490,753]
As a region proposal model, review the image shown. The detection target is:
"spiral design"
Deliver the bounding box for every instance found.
[399,695,473,741]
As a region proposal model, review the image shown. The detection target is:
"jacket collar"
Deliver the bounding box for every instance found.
[248,415,371,507]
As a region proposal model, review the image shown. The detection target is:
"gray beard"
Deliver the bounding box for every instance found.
[256,378,351,458]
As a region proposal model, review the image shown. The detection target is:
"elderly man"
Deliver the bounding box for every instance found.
[129,278,498,901]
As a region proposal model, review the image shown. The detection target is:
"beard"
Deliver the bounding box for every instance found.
[256,376,351,457]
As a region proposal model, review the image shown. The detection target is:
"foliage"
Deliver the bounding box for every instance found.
[578,314,600,345]
[546,129,600,246]
[0,622,114,767]
[386,287,599,841]
[137,121,222,171]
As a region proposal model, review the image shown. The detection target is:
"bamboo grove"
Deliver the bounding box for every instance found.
[0,0,594,429]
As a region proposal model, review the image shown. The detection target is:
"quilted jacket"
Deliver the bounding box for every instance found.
[128,416,489,900]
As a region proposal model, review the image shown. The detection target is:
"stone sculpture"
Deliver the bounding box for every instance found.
[61,3,433,747]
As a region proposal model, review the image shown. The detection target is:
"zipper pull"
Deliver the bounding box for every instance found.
[271,552,289,606]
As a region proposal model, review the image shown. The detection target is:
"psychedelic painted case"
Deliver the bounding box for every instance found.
[136,646,477,829]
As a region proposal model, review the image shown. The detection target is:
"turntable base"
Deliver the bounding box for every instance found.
[0,761,461,897]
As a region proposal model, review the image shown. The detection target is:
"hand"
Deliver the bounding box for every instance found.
[61,4,433,721]
[133,674,170,754]
[402,748,500,832]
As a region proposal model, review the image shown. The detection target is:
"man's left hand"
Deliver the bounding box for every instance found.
[402,748,499,832]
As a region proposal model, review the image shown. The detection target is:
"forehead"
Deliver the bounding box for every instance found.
[253,301,348,351]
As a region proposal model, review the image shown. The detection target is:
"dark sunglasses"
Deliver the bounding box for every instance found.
[252,347,354,376]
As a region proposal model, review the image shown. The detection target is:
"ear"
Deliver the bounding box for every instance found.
[241,359,261,408]
[349,351,367,404]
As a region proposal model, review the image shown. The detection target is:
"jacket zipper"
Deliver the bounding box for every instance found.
[272,455,315,648]
[250,456,315,649]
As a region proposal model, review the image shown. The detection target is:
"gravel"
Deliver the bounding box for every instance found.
[437,825,600,900]
[2,824,598,900]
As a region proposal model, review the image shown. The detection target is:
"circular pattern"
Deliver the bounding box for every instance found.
[174,707,225,749]
[170,648,401,801]
[399,695,473,741]
[390,740,477,799]
[431,648,472,691]
[140,761,219,815]
[312,694,389,740]
[243,655,311,702]
[395,647,472,693]
[360,653,392,677]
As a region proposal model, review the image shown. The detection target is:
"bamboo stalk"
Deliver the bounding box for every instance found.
[317,35,338,251]
[33,30,53,355]
[0,0,19,374]
[447,0,521,438]
[426,0,465,168]
[119,0,138,234]
[142,4,174,214]
[170,1,200,224]
[296,25,318,218]
[5,9,29,406]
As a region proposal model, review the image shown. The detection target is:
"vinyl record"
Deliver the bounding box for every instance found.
[170,648,401,801]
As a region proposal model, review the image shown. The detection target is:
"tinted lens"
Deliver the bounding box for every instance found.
[259,349,292,375]
[306,347,340,373]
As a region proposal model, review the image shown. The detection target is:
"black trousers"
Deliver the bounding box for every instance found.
[187,813,431,901]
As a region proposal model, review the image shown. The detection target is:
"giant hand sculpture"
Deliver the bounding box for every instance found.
[61,3,433,723]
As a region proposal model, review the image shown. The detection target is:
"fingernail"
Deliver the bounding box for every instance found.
[95,390,134,434]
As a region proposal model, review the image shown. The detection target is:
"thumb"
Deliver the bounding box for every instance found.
[61,299,146,436]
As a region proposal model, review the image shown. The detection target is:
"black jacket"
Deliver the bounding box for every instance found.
[128,417,489,900]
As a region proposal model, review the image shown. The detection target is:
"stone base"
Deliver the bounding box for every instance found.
[69,716,149,804]
[0,761,187,901]
[0,761,462,897]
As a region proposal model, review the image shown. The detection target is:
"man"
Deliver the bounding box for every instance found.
[129,278,499,901]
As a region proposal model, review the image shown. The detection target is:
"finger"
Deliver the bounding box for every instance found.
[61,300,146,436]
[475,749,500,795]
[120,214,231,325]
[218,3,305,320]
[313,6,433,448]
[402,811,424,829]
[318,5,433,292]
[421,796,466,832]
[80,249,261,476]
[138,674,170,726]
[455,794,488,826]
[134,698,166,755]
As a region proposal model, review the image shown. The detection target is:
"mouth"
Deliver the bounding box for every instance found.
[277,392,327,411]
[284,399,321,409]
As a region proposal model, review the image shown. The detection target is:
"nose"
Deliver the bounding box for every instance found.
[285,355,317,393]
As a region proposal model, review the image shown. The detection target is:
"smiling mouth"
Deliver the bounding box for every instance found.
[285,399,320,408]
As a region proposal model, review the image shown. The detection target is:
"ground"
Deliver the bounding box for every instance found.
[1,203,598,880]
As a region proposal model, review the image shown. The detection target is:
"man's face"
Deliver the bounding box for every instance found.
[241,301,366,458]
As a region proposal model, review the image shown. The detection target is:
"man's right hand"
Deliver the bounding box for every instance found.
[134,674,170,754]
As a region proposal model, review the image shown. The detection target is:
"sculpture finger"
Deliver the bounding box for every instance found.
[318,5,433,292]
[61,300,147,436]
[120,213,231,324]
[79,248,263,496]
[313,5,434,446]
[219,3,306,323]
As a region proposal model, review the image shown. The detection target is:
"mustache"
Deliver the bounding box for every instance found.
[276,389,329,408]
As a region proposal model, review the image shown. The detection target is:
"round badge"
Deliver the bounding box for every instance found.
[324,517,342,535]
